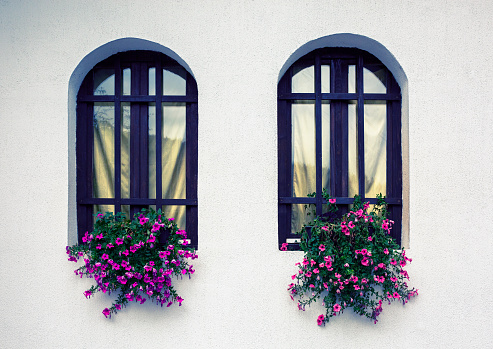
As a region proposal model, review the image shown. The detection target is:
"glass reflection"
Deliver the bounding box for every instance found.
[292,101,315,197]
[163,67,186,95]
[93,205,114,226]
[93,103,115,198]
[122,68,131,95]
[292,64,314,93]
[162,205,186,231]
[162,103,186,199]
[148,104,156,199]
[348,101,358,197]
[364,66,387,93]
[322,101,330,191]
[364,101,386,197]
[93,69,115,95]
[291,204,315,235]
[149,67,156,95]
[121,103,130,198]
[348,65,356,93]
[321,65,330,93]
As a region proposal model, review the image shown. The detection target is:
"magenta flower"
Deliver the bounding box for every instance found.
[280,243,288,251]
[319,244,325,252]
[390,259,397,265]
[96,233,103,240]
[107,243,114,249]
[101,253,109,260]
[333,303,341,312]
[348,221,355,229]
[329,198,336,204]
[102,308,110,318]
[84,290,92,299]
[115,304,121,310]
[367,236,373,241]
[317,314,325,325]
[383,248,389,255]
[115,238,123,245]
[313,268,319,274]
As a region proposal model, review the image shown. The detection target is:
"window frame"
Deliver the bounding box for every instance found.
[278,48,402,249]
[76,50,198,247]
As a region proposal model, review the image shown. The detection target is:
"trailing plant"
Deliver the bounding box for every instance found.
[284,190,417,325]
[66,208,197,318]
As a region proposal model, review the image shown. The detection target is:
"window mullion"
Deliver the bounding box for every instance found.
[315,55,323,216]
[114,58,122,214]
[155,60,163,210]
[357,55,365,199]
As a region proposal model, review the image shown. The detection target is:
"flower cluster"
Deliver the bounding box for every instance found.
[66,208,197,318]
[287,192,417,326]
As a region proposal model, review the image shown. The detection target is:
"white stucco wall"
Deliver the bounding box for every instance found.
[1,0,492,348]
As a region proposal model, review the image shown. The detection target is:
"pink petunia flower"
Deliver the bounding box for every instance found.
[319,244,325,252]
[102,308,110,318]
[329,198,336,204]
[317,314,325,326]
[333,303,341,312]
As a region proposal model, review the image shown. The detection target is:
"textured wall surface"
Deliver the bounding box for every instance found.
[1,0,492,348]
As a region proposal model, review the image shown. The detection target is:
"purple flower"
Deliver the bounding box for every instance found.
[115,238,124,245]
[102,308,110,318]
[84,290,92,299]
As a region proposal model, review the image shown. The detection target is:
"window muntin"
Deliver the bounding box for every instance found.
[77,51,198,247]
[278,48,402,248]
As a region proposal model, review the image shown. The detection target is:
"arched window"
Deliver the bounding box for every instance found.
[76,50,198,247]
[278,48,402,249]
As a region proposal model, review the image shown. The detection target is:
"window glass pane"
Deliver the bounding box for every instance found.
[364,66,387,93]
[148,103,156,199]
[121,103,130,198]
[162,103,186,199]
[292,64,314,93]
[121,205,130,220]
[322,101,330,192]
[162,205,186,230]
[291,204,315,235]
[348,101,358,197]
[122,68,131,95]
[348,65,356,93]
[321,65,330,93]
[163,66,186,95]
[292,101,315,197]
[364,101,387,197]
[93,205,115,227]
[93,69,115,95]
[149,67,156,95]
[93,103,115,198]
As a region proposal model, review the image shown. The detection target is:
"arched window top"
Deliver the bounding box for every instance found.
[278,33,407,93]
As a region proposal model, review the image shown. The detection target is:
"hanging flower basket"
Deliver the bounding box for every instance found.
[66,208,197,318]
[285,191,417,325]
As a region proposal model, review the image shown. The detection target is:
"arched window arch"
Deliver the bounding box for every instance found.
[278,47,402,249]
[76,50,198,247]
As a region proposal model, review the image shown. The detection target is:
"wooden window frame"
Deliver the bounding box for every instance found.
[278,48,402,250]
[76,50,198,247]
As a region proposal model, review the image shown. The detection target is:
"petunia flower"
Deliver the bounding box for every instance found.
[333,303,341,312]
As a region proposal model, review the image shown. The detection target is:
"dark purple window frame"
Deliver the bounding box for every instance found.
[76,51,198,248]
[278,48,402,250]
